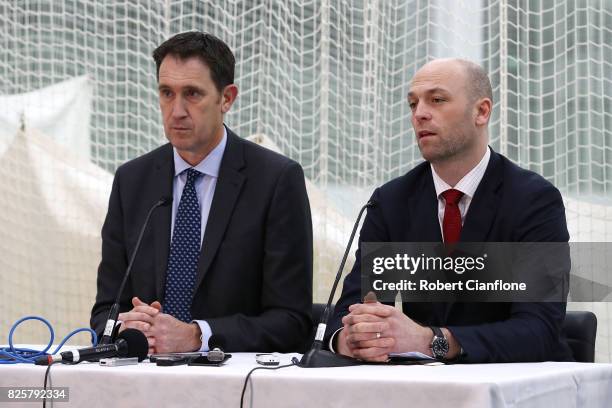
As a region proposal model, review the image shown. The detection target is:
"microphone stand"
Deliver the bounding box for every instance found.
[99,196,172,345]
[299,200,375,367]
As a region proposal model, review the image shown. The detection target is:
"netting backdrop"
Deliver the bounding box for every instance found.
[0,0,610,361]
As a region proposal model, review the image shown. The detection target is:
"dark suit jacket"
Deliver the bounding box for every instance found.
[91,128,313,352]
[327,148,573,363]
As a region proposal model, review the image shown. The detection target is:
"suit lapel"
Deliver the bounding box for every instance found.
[402,165,448,324]
[406,165,442,242]
[153,145,175,301]
[460,149,503,243]
[194,130,246,291]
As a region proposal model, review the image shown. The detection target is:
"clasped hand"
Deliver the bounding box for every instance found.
[118,297,201,354]
[337,302,433,362]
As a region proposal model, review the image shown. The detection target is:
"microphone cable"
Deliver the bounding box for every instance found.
[239,357,299,408]
[42,361,59,408]
[0,315,98,364]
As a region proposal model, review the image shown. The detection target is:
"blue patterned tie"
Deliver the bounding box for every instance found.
[164,168,202,322]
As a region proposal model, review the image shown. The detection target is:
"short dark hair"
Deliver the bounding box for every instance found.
[153,31,235,92]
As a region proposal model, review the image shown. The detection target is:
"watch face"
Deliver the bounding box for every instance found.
[432,336,449,358]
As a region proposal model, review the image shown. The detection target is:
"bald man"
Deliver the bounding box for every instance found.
[326,59,573,363]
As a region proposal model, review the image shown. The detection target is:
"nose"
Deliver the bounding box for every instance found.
[413,103,431,122]
[170,96,188,119]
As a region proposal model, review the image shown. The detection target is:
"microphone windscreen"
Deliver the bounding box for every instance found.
[118,329,149,362]
[208,334,226,350]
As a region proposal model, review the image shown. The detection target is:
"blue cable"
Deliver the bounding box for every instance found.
[0,316,98,364]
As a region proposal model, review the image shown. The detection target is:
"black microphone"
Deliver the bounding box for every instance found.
[300,200,377,368]
[36,329,148,365]
[207,334,226,362]
[99,196,172,345]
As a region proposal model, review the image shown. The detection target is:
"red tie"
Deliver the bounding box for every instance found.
[442,189,464,244]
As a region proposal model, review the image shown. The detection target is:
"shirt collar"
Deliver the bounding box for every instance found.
[431,146,491,199]
[173,126,227,178]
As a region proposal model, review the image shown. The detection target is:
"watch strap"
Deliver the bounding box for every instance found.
[430,326,444,338]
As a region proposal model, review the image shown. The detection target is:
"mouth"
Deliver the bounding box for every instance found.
[417,130,437,139]
[171,127,191,132]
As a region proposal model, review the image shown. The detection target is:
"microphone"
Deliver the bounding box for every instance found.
[36,329,148,365]
[300,200,377,368]
[99,196,172,345]
[207,335,226,362]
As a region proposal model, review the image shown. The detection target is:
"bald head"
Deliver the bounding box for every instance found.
[415,58,493,104]
[457,59,493,103]
[408,58,492,167]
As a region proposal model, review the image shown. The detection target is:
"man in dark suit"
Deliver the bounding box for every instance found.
[327,58,573,363]
[91,32,312,354]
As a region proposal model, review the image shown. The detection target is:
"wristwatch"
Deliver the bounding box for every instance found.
[430,326,449,360]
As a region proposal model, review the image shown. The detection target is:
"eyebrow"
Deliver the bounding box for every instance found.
[158,84,205,93]
[407,87,450,98]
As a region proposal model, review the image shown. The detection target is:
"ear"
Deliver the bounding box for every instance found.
[474,97,492,127]
[221,84,238,113]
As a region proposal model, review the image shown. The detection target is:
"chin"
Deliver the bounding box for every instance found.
[167,137,191,150]
[419,148,448,163]
[418,144,436,161]
[168,133,193,145]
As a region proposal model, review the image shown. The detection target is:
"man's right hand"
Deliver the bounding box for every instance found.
[336,326,355,357]
[118,297,162,354]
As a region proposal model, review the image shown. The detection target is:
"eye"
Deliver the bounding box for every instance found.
[186,89,200,98]
[160,89,173,98]
[432,97,445,103]
[408,101,417,110]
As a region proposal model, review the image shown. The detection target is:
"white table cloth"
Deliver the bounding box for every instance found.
[1,352,611,407]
